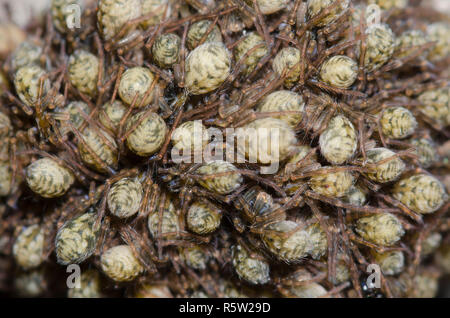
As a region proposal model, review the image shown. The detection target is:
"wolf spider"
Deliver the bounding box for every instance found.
[157,163,244,222]
[232,185,289,231]
[309,165,422,223]
[102,4,171,53]
[227,185,318,259]
[32,184,107,261]
[202,67,304,128]
[276,159,414,224]
[275,262,350,298]
[359,96,443,147]
[104,70,178,162]
[3,60,66,119]
[124,175,212,259]
[334,209,401,298]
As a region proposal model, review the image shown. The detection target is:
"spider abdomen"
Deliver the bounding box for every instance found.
[25,158,75,198]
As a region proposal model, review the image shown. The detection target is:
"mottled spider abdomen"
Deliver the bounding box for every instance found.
[364,147,405,183]
[224,11,245,33]
[373,250,405,276]
[57,101,90,135]
[379,106,417,139]
[98,100,127,132]
[362,23,396,72]
[12,224,44,270]
[410,138,439,168]
[350,4,382,28]
[100,245,144,282]
[395,30,427,59]
[97,0,142,41]
[55,211,100,265]
[287,145,317,165]
[78,127,118,173]
[68,49,99,97]
[392,174,448,214]
[67,269,102,298]
[196,160,243,195]
[256,90,305,128]
[186,200,222,235]
[331,254,350,285]
[185,42,231,95]
[245,0,289,15]
[305,222,328,260]
[355,213,405,246]
[234,186,278,221]
[152,33,180,69]
[187,20,223,50]
[10,41,42,73]
[236,117,297,164]
[309,167,355,198]
[319,114,357,165]
[427,22,450,62]
[262,220,310,262]
[65,101,90,128]
[272,47,301,88]
[342,185,367,206]
[107,177,143,218]
[180,246,210,270]
[14,65,50,107]
[0,161,12,196]
[125,111,167,156]
[171,120,209,152]
[319,55,358,89]
[51,0,85,33]
[147,199,180,238]
[306,0,350,27]
[25,157,75,198]
[118,67,157,107]
[141,0,171,28]
[231,244,270,285]
[417,87,450,127]
[234,32,268,75]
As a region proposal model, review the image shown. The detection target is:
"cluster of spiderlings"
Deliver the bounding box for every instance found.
[0,0,449,299]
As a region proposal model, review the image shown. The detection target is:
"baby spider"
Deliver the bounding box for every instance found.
[55,209,101,265]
